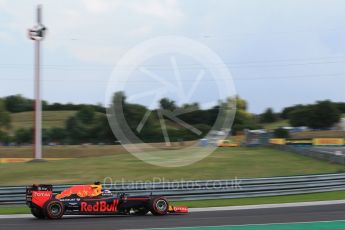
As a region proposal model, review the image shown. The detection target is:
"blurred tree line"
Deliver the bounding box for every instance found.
[0,94,343,145]
[282,100,342,129]
[0,93,261,145]
[3,94,105,113]
[260,100,343,130]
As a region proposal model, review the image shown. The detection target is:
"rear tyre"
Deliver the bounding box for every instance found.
[149,197,169,216]
[31,207,45,219]
[43,199,64,219]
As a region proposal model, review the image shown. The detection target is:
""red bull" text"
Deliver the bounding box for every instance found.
[80,200,119,212]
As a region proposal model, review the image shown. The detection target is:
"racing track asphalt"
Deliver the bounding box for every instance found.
[1,204,345,230]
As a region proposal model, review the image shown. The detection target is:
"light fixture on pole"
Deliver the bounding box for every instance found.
[28,5,47,161]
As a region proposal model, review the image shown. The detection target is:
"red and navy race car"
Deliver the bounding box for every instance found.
[26,183,188,219]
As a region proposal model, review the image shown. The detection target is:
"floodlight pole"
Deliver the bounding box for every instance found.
[34,37,42,160]
[28,5,46,160]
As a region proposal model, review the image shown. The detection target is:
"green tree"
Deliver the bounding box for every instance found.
[288,101,341,129]
[273,128,289,138]
[308,100,341,129]
[230,96,261,134]
[76,106,96,124]
[0,99,10,129]
[124,103,151,131]
[4,94,32,113]
[281,104,303,119]
[65,116,92,143]
[15,128,32,144]
[92,115,116,144]
[0,130,11,144]
[235,95,247,111]
[260,108,277,123]
[112,91,126,106]
[159,98,177,111]
[335,102,345,113]
[182,102,200,111]
[289,106,312,127]
[48,127,67,143]
[232,110,261,134]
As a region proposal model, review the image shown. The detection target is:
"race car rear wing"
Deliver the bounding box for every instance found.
[26,184,53,207]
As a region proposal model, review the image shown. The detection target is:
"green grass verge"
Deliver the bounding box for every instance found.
[10,110,76,131]
[0,145,127,158]
[0,206,29,215]
[1,147,345,185]
[1,190,345,215]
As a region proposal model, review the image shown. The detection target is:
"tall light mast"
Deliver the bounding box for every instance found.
[28,5,47,160]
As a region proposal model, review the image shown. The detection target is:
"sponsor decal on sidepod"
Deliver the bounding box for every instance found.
[81,200,119,212]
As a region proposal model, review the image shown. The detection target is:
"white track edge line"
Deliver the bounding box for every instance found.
[189,199,345,212]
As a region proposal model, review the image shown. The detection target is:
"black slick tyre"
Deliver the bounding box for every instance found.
[31,206,45,219]
[43,199,64,219]
[149,197,169,216]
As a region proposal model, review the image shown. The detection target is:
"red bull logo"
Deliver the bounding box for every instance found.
[56,185,102,199]
[81,200,119,212]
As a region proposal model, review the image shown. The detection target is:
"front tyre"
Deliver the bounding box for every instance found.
[43,199,64,219]
[149,197,169,216]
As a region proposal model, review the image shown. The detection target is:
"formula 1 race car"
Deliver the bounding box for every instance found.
[26,183,188,219]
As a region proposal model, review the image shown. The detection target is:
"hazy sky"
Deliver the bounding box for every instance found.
[0,0,345,113]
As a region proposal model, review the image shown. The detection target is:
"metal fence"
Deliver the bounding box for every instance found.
[1,173,345,205]
[270,145,345,164]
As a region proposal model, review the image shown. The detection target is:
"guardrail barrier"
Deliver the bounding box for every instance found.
[1,173,345,205]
